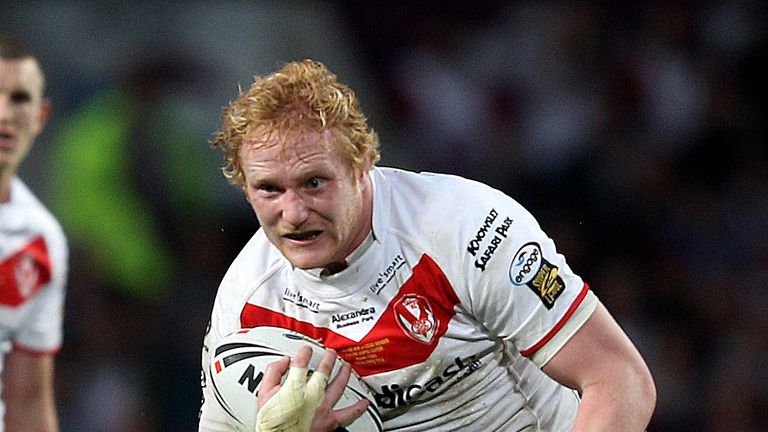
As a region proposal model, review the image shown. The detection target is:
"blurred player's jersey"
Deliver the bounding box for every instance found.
[200,167,598,431]
[0,178,67,430]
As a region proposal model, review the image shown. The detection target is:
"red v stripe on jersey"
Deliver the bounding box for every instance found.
[0,236,52,307]
[240,254,461,377]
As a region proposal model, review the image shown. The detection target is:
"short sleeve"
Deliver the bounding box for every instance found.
[12,234,67,354]
[456,188,598,366]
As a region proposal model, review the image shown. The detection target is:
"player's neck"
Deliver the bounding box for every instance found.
[320,261,348,276]
[0,170,12,203]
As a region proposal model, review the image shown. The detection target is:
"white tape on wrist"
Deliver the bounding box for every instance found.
[255,366,329,432]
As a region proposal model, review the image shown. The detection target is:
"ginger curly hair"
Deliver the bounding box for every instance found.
[211,59,380,188]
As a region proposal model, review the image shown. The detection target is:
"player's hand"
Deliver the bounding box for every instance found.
[255,346,369,432]
[311,357,370,432]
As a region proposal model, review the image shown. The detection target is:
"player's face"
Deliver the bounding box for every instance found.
[0,58,49,174]
[240,129,372,271]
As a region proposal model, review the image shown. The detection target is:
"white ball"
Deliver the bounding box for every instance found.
[209,326,383,432]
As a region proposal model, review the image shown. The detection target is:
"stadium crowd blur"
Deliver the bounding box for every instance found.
[2,1,767,431]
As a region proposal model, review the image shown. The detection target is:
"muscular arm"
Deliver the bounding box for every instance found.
[542,302,656,431]
[2,349,59,432]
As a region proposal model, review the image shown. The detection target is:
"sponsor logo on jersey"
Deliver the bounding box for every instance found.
[282,287,320,312]
[467,208,498,256]
[510,243,564,308]
[331,306,377,329]
[394,294,437,344]
[466,208,513,271]
[372,355,482,409]
[368,254,405,295]
[509,242,542,286]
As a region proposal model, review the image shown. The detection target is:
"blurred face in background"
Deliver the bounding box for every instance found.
[0,58,49,175]
[239,129,373,271]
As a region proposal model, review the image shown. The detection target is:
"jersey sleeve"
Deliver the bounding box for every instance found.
[12,283,65,353]
[453,185,598,367]
[13,230,68,354]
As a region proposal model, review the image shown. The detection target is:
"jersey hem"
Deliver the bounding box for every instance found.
[12,342,61,356]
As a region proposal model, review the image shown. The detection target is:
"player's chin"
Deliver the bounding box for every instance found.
[281,243,334,270]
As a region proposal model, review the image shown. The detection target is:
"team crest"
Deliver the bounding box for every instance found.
[393,294,437,344]
[15,254,40,299]
[0,237,50,307]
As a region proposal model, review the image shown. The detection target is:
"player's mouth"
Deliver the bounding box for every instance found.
[0,131,14,148]
[284,230,322,242]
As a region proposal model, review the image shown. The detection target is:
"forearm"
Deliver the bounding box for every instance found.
[4,396,59,432]
[2,352,59,432]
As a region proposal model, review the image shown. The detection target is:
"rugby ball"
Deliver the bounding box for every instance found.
[209,326,383,432]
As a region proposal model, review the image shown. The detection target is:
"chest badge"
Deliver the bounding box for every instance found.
[0,236,51,307]
[394,294,437,344]
[15,254,40,299]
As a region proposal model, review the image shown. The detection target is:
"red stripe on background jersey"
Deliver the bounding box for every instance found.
[0,236,52,307]
[520,283,590,358]
[240,254,461,377]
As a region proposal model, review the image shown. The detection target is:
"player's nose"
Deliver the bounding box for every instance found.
[0,95,11,122]
[280,190,310,226]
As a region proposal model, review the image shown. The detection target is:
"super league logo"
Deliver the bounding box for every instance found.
[393,294,437,344]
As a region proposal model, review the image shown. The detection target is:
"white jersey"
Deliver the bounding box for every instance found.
[0,177,67,428]
[200,167,598,431]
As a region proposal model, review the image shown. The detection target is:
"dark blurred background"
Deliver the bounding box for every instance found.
[2,1,767,431]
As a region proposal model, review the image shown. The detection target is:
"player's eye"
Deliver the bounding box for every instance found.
[255,183,280,195]
[10,91,32,104]
[306,178,324,189]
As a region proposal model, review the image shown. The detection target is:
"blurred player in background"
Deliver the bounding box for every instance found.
[0,34,67,432]
[199,59,655,431]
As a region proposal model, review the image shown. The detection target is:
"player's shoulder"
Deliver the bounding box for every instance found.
[5,178,67,246]
[217,229,283,297]
[378,166,488,196]
[225,229,281,276]
[210,229,284,336]
[376,167,527,231]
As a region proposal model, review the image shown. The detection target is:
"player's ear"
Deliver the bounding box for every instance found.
[356,158,372,188]
[239,174,252,202]
[38,97,51,128]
